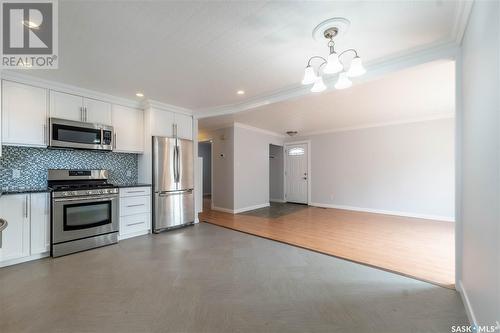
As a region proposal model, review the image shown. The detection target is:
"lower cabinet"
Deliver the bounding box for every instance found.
[0,194,30,263]
[119,187,151,240]
[0,192,50,266]
[30,193,50,255]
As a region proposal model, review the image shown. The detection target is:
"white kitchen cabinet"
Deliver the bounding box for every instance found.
[151,109,174,137]
[0,194,30,262]
[50,90,112,125]
[30,193,50,255]
[119,187,151,240]
[112,105,144,153]
[50,90,84,121]
[84,98,112,125]
[1,80,48,147]
[174,113,193,140]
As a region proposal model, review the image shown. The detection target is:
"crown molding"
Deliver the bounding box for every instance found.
[294,113,455,137]
[233,122,285,138]
[195,40,459,119]
[452,0,474,44]
[0,69,143,109]
[142,99,193,115]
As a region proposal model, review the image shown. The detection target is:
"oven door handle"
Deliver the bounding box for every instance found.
[53,195,118,203]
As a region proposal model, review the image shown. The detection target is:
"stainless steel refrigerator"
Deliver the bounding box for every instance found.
[152,136,194,232]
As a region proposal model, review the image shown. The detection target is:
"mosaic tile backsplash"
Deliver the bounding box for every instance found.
[0,146,138,190]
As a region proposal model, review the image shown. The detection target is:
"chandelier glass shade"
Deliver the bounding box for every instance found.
[302,31,366,93]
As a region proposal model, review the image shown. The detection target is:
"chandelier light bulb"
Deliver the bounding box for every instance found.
[335,72,352,90]
[301,66,317,85]
[323,52,343,74]
[311,76,327,93]
[346,56,366,77]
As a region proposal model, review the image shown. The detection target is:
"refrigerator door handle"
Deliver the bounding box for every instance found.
[175,145,180,183]
[158,189,193,196]
[173,143,178,184]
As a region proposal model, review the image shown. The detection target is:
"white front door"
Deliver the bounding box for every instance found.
[285,143,308,204]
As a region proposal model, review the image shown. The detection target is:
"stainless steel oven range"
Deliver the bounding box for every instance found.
[48,169,119,257]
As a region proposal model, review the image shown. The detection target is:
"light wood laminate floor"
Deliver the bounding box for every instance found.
[200,201,455,288]
[0,223,466,332]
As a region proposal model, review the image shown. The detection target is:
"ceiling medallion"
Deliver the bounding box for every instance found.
[302,17,366,93]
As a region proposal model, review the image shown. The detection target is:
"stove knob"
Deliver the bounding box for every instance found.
[62,191,69,197]
[73,191,79,196]
[87,190,92,195]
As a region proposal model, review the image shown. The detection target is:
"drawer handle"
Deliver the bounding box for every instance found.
[126,221,145,227]
[126,190,146,193]
[126,204,145,208]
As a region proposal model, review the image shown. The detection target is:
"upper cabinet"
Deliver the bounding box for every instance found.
[49,90,84,122]
[151,109,174,137]
[112,105,144,153]
[150,108,193,140]
[1,80,48,147]
[174,113,193,140]
[50,90,112,125]
[84,98,112,125]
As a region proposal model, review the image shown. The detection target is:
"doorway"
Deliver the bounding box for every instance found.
[198,140,212,211]
[284,141,310,204]
[269,144,284,203]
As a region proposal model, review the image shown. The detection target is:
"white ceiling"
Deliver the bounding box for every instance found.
[198,60,455,136]
[14,1,463,111]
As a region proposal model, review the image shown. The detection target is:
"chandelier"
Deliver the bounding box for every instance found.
[302,19,366,93]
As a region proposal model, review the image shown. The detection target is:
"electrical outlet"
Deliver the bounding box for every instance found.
[12,169,20,178]
[126,170,132,177]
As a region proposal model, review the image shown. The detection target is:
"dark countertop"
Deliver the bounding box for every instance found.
[0,187,51,195]
[115,183,152,188]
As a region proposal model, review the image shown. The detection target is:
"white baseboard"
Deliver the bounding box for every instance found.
[234,203,270,214]
[270,198,286,203]
[456,280,476,327]
[309,202,455,222]
[0,252,49,268]
[212,203,270,214]
[212,206,235,214]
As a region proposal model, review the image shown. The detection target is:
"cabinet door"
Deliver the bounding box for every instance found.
[174,113,193,140]
[84,98,112,125]
[151,109,174,137]
[50,90,84,121]
[2,80,48,147]
[0,194,30,262]
[30,193,50,255]
[112,105,144,153]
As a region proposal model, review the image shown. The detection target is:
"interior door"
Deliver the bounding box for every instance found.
[285,143,308,204]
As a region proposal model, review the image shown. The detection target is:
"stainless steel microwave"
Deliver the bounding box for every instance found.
[49,118,114,151]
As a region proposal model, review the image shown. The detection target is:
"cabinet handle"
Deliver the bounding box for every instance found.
[80,107,84,121]
[43,124,46,144]
[126,190,146,194]
[126,204,145,208]
[24,195,28,218]
[113,132,117,149]
[126,221,145,227]
[85,107,88,122]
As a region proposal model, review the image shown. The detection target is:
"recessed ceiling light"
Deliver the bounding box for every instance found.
[136,92,144,97]
[237,90,245,95]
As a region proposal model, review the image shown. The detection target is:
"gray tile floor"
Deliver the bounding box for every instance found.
[0,223,467,333]
[240,202,308,219]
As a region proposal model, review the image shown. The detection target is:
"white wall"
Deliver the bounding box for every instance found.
[296,118,455,220]
[233,124,284,212]
[199,127,234,211]
[459,0,500,326]
[269,144,284,201]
